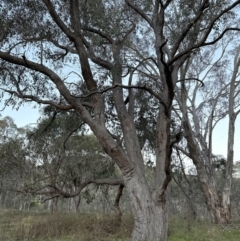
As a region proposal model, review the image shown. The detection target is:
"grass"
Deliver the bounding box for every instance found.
[0,210,132,241]
[169,216,240,241]
[0,210,240,240]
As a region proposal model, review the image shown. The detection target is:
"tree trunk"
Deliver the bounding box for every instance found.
[181,84,231,226]
[187,142,230,225]
[74,195,81,213]
[124,174,168,241]
[221,191,231,224]
[114,185,124,223]
[131,203,168,241]
[203,186,228,225]
[51,197,58,213]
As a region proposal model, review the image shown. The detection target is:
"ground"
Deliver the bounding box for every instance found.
[0,211,240,241]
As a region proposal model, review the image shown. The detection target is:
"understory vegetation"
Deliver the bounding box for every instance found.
[0,211,240,241]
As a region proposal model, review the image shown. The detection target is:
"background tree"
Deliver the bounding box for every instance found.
[0,117,31,210]
[24,110,121,213]
[175,38,240,224]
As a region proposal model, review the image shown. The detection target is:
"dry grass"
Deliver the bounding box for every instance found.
[1,210,240,241]
[169,216,240,241]
[0,210,132,241]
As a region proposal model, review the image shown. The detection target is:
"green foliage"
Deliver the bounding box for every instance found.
[22,110,117,205]
[134,89,157,151]
[82,189,96,204]
[0,112,117,210]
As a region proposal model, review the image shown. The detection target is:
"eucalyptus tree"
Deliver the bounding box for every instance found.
[0,1,240,240]
[175,39,240,224]
[25,110,117,212]
[0,117,28,209]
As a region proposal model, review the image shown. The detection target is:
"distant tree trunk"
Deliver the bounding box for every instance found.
[180,78,235,225]
[0,190,6,209]
[183,113,231,225]
[47,199,52,212]
[72,185,81,213]
[183,126,233,225]
[67,197,74,212]
[48,197,59,213]
[74,195,81,213]
[3,191,9,209]
[220,48,240,223]
[52,197,58,213]
[172,173,197,222]
[19,197,23,211]
[237,201,240,217]
[114,184,124,223]
[180,45,240,226]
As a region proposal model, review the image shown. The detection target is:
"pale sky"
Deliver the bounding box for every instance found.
[212,116,240,162]
[1,103,240,162]
[0,104,40,128]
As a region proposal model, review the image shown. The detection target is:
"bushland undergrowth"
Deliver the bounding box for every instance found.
[0,211,240,241]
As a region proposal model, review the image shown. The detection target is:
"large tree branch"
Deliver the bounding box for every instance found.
[169,0,240,65]
[72,83,168,109]
[42,0,75,41]
[69,0,102,102]
[119,24,136,44]
[0,66,74,110]
[84,44,113,70]
[63,122,85,149]
[125,0,153,28]
[163,0,173,9]
[2,179,125,199]
[50,39,76,54]
[0,51,74,98]
[0,52,133,173]
[177,77,204,87]
[0,88,73,110]
[203,28,240,46]
[48,178,125,198]
[81,26,114,44]
[198,0,240,43]
[50,37,113,70]
[0,53,95,110]
[114,184,124,218]
[171,0,209,56]
[170,28,240,65]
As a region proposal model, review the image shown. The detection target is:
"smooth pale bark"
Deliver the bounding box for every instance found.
[52,197,58,213]
[181,84,235,225]
[74,195,81,213]
[110,44,171,240]
[124,173,168,241]
[182,93,227,224]
[178,43,240,225]
[220,46,240,223]
[183,123,217,222]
